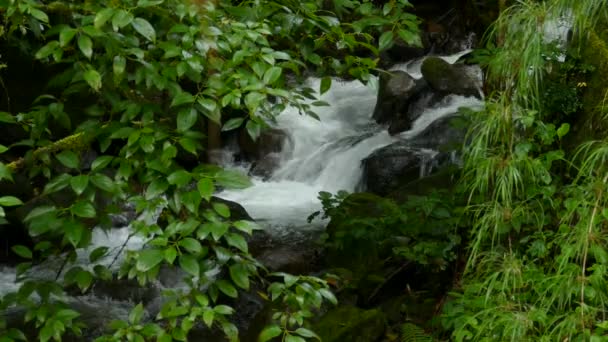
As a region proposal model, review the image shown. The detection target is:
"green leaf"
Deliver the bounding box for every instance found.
[75,269,93,291]
[84,69,102,91]
[91,156,113,171]
[168,170,192,187]
[56,150,80,169]
[244,92,266,112]
[0,196,23,207]
[212,202,230,218]
[246,120,261,141]
[225,233,248,253]
[229,263,250,290]
[215,170,252,189]
[177,107,198,132]
[216,280,238,298]
[164,247,177,264]
[24,206,56,222]
[91,174,116,192]
[258,325,282,342]
[179,238,202,254]
[59,28,78,47]
[557,123,570,138]
[203,310,215,327]
[29,8,49,23]
[136,249,164,272]
[146,179,169,199]
[294,328,319,339]
[132,18,156,42]
[214,305,234,315]
[179,254,200,277]
[179,137,198,154]
[233,220,260,234]
[263,66,282,85]
[221,118,244,132]
[65,221,84,247]
[43,174,71,194]
[129,304,145,324]
[320,77,332,95]
[78,35,93,59]
[197,178,215,201]
[171,91,195,107]
[113,55,126,79]
[71,201,96,218]
[70,175,89,195]
[285,335,306,342]
[94,8,115,28]
[12,245,32,259]
[0,163,12,182]
[379,31,394,51]
[112,10,134,31]
[319,288,337,305]
[89,246,109,262]
[0,111,16,123]
[35,41,59,59]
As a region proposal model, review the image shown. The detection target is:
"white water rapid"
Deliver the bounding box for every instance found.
[218,52,485,236]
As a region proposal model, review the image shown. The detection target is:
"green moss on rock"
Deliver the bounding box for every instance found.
[313,305,387,342]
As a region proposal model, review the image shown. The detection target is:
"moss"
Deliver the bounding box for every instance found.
[313,305,387,342]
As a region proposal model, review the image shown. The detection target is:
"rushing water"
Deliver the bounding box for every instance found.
[0,52,484,332]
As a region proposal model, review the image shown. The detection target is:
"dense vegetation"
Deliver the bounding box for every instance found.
[3,0,608,341]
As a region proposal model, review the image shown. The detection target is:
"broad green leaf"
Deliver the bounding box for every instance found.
[203,310,214,327]
[78,35,93,59]
[244,92,266,111]
[12,245,32,259]
[179,137,198,154]
[258,325,282,342]
[179,254,200,277]
[94,8,115,28]
[294,328,320,339]
[90,246,109,262]
[70,175,88,195]
[225,233,247,253]
[59,28,78,47]
[24,206,56,222]
[171,92,195,107]
[378,31,394,51]
[263,66,282,85]
[112,10,133,31]
[56,150,80,169]
[113,56,126,79]
[84,69,102,91]
[213,305,234,315]
[43,174,72,194]
[216,280,238,298]
[71,201,96,218]
[0,112,16,123]
[0,196,23,207]
[136,249,164,272]
[29,8,49,23]
[557,123,570,138]
[285,335,306,342]
[91,156,113,171]
[75,269,93,291]
[179,237,202,254]
[221,118,244,132]
[129,304,145,324]
[35,41,59,59]
[0,163,12,182]
[132,18,156,42]
[168,170,192,187]
[246,120,261,141]
[319,288,337,305]
[177,107,198,132]
[65,221,84,246]
[320,77,332,95]
[229,263,250,290]
[146,179,169,199]
[216,170,252,189]
[212,202,230,218]
[197,178,214,201]
[91,174,116,192]
[233,220,260,234]
[164,246,177,264]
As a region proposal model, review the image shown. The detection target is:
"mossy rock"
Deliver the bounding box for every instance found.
[420,57,480,98]
[313,305,387,342]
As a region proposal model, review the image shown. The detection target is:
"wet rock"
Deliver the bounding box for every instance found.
[409,114,470,151]
[249,153,282,180]
[239,128,292,161]
[421,57,481,98]
[362,145,428,196]
[372,71,428,132]
[313,305,387,342]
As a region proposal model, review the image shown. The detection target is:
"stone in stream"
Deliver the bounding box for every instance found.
[371,70,430,134]
[420,56,482,98]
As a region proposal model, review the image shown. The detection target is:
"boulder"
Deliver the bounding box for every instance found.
[313,306,387,342]
[408,114,469,151]
[362,145,427,196]
[420,57,481,98]
[372,71,428,132]
[238,128,292,161]
[249,153,282,180]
